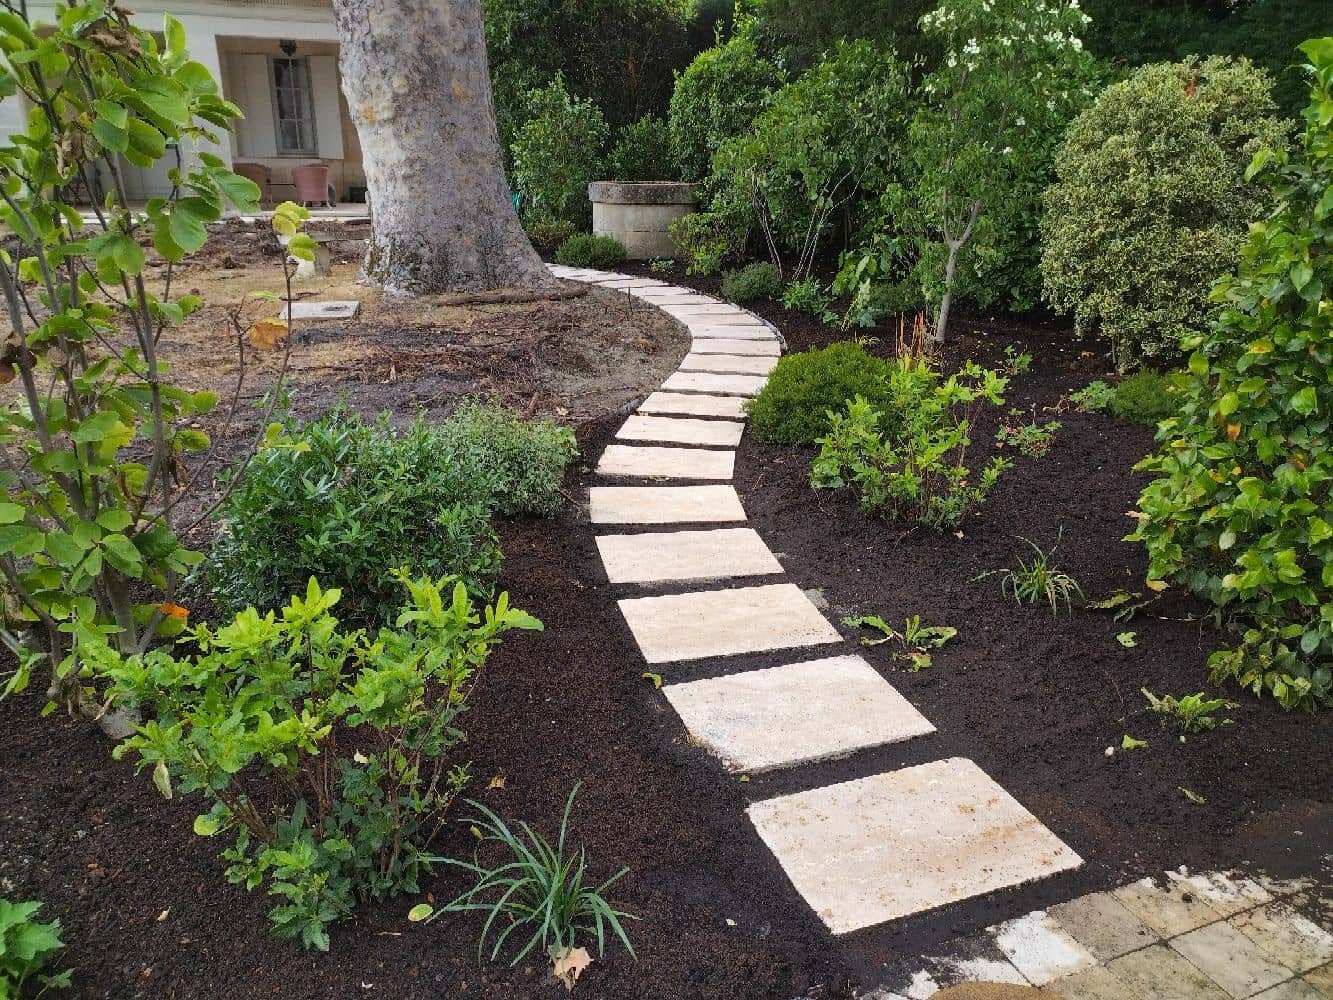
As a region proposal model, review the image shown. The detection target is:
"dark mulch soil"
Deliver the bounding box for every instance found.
[2,262,1330,998]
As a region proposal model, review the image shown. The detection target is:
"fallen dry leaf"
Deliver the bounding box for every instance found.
[248,317,288,351]
[487,775,506,790]
[552,946,592,991]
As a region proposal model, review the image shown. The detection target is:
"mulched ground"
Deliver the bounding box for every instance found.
[1,259,1329,998]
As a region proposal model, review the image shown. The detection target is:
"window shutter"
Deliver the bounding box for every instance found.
[308,55,344,160]
[232,53,277,158]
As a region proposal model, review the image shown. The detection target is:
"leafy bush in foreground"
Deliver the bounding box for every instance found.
[721,261,782,303]
[746,342,900,444]
[1130,40,1333,711]
[555,233,628,270]
[0,898,71,995]
[94,576,542,951]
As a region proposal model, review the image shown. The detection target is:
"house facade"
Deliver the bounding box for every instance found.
[5,0,364,205]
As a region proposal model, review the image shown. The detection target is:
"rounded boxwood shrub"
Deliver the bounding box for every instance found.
[1041,56,1288,367]
[555,233,628,269]
[1108,369,1182,426]
[746,341,899,444]
[721,260,782,302]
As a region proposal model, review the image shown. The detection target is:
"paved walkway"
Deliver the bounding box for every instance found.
[551,263,1081,936]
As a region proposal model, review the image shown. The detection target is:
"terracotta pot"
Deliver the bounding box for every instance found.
[292,162,332,207]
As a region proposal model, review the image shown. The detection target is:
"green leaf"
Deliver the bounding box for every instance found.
[91,117,129,153]
[152,760,173,799]
[167,205,208,255]
[1120,734,1147,750]
[407,903,433,922]
[1290,387,1317,416]
[0,502,24,524]
[193,813,221,836]
[1116,631,1137,648]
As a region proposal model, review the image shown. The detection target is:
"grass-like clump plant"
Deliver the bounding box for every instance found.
[842,613,956,671]
[1141,689,1235,738]
[977,534,1083,616]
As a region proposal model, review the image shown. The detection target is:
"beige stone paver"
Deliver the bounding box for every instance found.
[1041,964,1146,999]
[616,414,745,447]
[1232,899,1333,974]
[1255,980,1326,1000]
[1111,876,1224,938]
[588,484,747,524]
[1304,962,1333,994]
[662,654,935,772]
[688,323,775,339]
[689,337,781,356]
[1106,944,1230,1000]
[1048,891,1159,960]
[1172,920,1296,997]
[992,911,1097,985]
[679,353,780,375]
[1168,870,1274,918]
[637,392,748,418]
[617,582,841,663]
[662,371,767,396]
[596,527,782,584]
[747,758,1082,934]
[595,444,734,480]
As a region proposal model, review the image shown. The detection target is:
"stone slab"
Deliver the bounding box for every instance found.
[638,392,747,418]
[662,655,935,772]
[596,444,734,480]
[1254,980,1326,1000]
[689,337,781,356]
[662,371,767,396]
[1105,945,1230,1000]
[1111,877,1223,938]
[617,582,841,664]
[1231,899,1333,973]
[1041,965,1147,1000]
[1305,963,1333,994]
[1048,891,1159,961]
[1167,870,1273,917]
[662,304,751,315]
[991,911,1097,986]
[283,299,360,320]
[747,758,1083,934]
[596,527,782,584]
[616,414,745,447]
[689,323,775,339]
[588,484,747,525]
[679,353,779,376]
[1173,920,1295,997]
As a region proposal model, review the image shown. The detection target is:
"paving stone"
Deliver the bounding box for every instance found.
[1255,876,1319,898]
[283,299,360,320]
[637,392,747,418]
[662,371,767,396]
[1111,876,1224,938]
[616,414,745,447]
[1172,920,1294,997]
[595,444,734,480]
[679,353,779,375]
[688,337,781,356]
[1167,870,1274,917]
[992,911,1098,985]
[1048,891,1160,960]
[662,303,751,314]
[1254,981,1326,1000]
[588,484,747,524]
[1231,898,1333,973]
[1304,963,1333,995]
[617,582,841,664]
[746,758,1083,934]
[1040,965,1145,999]
[596,527,782,584]
[934,987,1044,999]
[688,323,775,339]
[662,654,935,772]
[1106,944,1231,1000]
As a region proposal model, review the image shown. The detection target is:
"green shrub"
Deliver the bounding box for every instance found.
[668,211,745,275]
[1041,56,1289,366]
[204,405,576,625]
[1129,40,1333,711]
[1109,370,1182,425]
[523,213,577,251]
[668,32,783,181]
[512,74,608,226]
[0,899,71,995]
[555,233,628,269]
[781,277,832,315]
[607,116,678,181]
[746,342,901,444]
[721,261,782,302]
[811,359,1010,529]
[92,576,542,951]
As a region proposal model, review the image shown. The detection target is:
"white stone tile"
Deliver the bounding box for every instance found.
[663,655,935,772]
[1167,870,1274,917]
[679,353,779,375]
[689,337,781,356]
[662,303,751,315]
[1232,899,1333,974]
[991,911,1097,985]
[747,758,1083,934]
[638,392,748,418]
[596,527,782,584]
[1107,944,1230,1000]
[662,371,767,396]
[1253,979,1326,1000]
[588,484,747,524]
[595,444,734,480]
[616,414,745,447]
[1111,877,1224,938]
[1172,920,1294,997]
[284,299,360,320]
[689,322,774,338]
[1048,891,1159,960]
[1044,964,1148,999]
[617,582,841,663]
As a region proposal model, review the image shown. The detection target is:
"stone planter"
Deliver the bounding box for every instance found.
[588,181,698,260]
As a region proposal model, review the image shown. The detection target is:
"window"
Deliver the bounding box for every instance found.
[271,56,316,155]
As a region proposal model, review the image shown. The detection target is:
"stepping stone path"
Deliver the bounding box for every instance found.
[549,262,1084,937]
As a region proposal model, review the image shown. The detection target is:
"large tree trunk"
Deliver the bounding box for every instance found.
[331,0,557,295]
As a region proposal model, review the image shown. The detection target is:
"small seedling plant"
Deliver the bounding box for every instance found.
[0,898,71,996]
[976,534,1083,616]
[1001,345,1033,376]
[1141,688,1234,739]
[1068,380,1114,412]
[842,613,956,670]
[412,785,636,984]
[995,411,1061,458]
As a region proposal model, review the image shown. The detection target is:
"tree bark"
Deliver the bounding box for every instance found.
[331,0,558,295]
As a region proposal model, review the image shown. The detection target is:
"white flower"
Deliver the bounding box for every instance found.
[1071,36,1083,50]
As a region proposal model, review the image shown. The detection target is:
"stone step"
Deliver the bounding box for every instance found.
[690,338,781,357]
[588,484,747,525]
[663,655,935,773]
[747,758,1083,935]
[680,353,779,376]
[637,392,747,419]
[662,372,767,396]
[596,444,734,480]
[597,527,783,584]
[616,414,745,447]
[617,582,841,664]
[687,323,775,339]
